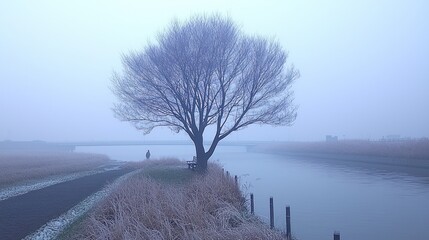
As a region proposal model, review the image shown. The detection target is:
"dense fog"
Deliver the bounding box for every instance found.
[1,0,428,142]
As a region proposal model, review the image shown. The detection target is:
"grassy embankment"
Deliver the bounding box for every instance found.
[252,139,429,170]
[65,159,286,240]
[0,152,111,188]
[254,139,429,160]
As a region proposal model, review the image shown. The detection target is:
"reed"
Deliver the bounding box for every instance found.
[256,139,429,160]
[71,160,285,239]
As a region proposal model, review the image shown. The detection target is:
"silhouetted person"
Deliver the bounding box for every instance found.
[146,150,151,160]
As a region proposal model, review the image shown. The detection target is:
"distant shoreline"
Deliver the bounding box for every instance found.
[0,140,75,152]
[251,139,429,169]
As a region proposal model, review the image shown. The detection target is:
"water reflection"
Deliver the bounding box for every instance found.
[278,154,429,187]
[215,151,429,240]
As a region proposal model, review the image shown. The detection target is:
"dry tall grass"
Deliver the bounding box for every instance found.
[0,152,110,187]
[71,160,285,240]
[257,139,429,160]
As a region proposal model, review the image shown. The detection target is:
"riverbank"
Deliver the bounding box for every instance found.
[64,159,286,239]
[251,139,429,169]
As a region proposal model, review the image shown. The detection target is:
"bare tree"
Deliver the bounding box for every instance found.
[112,15,299,171]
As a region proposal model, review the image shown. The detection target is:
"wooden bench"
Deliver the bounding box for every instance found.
[186,156,197,170]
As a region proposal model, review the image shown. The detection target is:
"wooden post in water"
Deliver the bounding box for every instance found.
[286,206,291,239]
[234,175,238,185]
[270,197,274,229]
[250,193,254,214]
[334,231,340,240]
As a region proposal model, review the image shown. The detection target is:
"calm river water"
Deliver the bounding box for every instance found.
[76,145,429,240]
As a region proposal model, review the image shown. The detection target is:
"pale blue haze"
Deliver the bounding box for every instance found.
[1,0,428,141]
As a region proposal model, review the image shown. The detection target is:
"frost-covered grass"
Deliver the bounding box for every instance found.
[257,139,429,160]
[0,152,111,188]
[69,159,286,239]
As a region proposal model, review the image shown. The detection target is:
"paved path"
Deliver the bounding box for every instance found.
[0,168,132,240]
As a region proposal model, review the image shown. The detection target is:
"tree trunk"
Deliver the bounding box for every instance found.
[196,155,208,172]
[192,134,222,172]
[195,149,208,172]
[194,136,208,172]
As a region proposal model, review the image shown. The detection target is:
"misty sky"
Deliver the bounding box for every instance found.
[1,0,428,142]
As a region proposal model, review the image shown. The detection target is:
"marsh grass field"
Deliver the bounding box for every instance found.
[254,139,429,160]
[64,159,287,240]
[0,152,111,188]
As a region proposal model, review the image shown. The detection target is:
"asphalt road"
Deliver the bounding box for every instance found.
[0,168,132,240]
